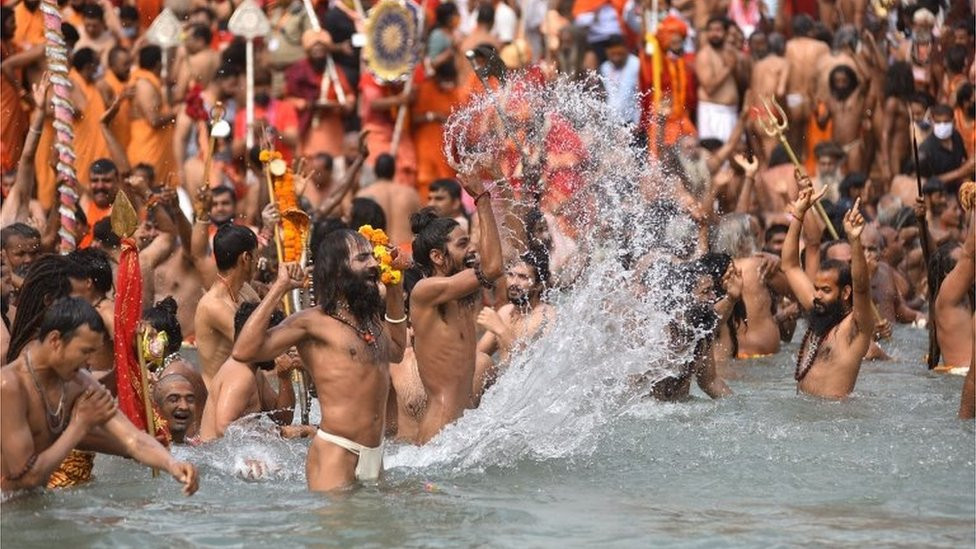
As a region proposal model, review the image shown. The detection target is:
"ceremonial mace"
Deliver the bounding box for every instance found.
[756,96,839,240]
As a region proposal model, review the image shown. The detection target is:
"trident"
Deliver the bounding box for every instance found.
[756,96,839,240]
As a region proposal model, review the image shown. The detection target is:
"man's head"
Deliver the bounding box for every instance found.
[310,153,333,189]
[763,223,789,255]
[767,32,786,56]
[214,61,241,100]
[119,5,139,40]
[810,259,852,336]
[374,153,395,181]
[832,24,858,54]
[922,177,947,214]
[656,16,688,55]
[704,15,729,50]
[814,141,845,179]
[839,173,867,201]
[507,247,550,307]
[350,198,387,231]
[152,373,197,442]
[525,209,553,250]
[931,103,955,140]
[859,223,883,272]
[314,230,383,321]
[428,178,464,218]
[604,34,629,69]
[748,31,768,59]
[828,64,859,101]
[138,45,163,73]
[210,186,237,225]
[234,301,285,370]
[36,296,107,379]
[89,158,119,208]
[213,223,257,275]
[107,46,132,81]
[822,239,852,263]
[66,248,113,300]
[1,223,41,271]
[185,23,212,55]
[791,14,814,37]
[435,1,459,29]
[81,2,105,40]
[71,46,100,82]
[143,296,182,357]
[957,83,975,120]
[711,213,757,259]
[912,7,936,39]
[412,207,472,277]
[92,217,121,250]
[302,29,332,71]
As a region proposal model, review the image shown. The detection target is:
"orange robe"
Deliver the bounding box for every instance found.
[103,70,131,150]
[1,41,28,171]
[360,76,417,187]
[13,3,45,48]
[411,78,460,200]
[69,70,110,189]
[127,68,176,180]
[33,116,56,210]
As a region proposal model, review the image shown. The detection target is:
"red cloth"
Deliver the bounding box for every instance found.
[233,100,300,164]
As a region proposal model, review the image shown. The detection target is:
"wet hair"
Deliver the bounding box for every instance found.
[829,64,859,91]
[213,224,257,271]
[66,248,113,294]
[138,45,162,70]
[89,158,117,177]
[7,256,74,362]
[411,207,459,276]
[699,138,723,153]
[839,173,867,197]
[61,23,79,49]
[310,216,348,255]
[92,217,121,248]
[884,61,915,100]
[350,197,387,231]
[36,296,105,343]
[1,223,41,249]
[711,213,757,258]
[429,178,462,200]
[818,258,853,304]
[143,296,182,356]
[233,301,285,370]
[694,252,745,355]
[520,244,552,289]
[81,2,103,20]
[792,14,814,37]
[767,32,786,55]
[435,2,458,27]
[374,153,395,179]
[71,47,97,71]
[313,229,376,317]
[188,23,212,44]
[930,241,974,309]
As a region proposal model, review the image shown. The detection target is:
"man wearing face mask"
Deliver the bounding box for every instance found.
[920,104,974,188]
[232,66,299,163]
[815,64,869,174]
[68,48,112,197]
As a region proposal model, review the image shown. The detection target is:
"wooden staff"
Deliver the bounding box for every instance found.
[301,0,347,128]
[908,109,938,369]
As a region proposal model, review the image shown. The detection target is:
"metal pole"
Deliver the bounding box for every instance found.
[245,38,255,151]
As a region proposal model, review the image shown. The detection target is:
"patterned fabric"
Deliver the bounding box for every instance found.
[47,450,95,489]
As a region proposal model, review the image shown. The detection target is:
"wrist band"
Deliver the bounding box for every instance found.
[789,211,803,223]
[474,265,495,289]
[384,313,408,324]
[473,190,491,204]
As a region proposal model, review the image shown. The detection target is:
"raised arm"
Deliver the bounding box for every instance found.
[0,78,47,227]
[190,185,217,287]
[99,87,132,174]
[782,185,826,310]
[232,263,308,363]
[843,198,874,349]
[732,153,758,214]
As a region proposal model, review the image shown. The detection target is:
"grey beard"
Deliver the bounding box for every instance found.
[679,155,710,198]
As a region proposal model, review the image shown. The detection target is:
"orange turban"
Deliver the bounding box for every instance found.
[301,29,333,51]
[656,16,688,47]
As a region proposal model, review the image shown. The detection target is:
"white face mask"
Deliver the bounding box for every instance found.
[933,121,954,140]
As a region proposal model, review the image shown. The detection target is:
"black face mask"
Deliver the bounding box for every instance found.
[808,297,847,336]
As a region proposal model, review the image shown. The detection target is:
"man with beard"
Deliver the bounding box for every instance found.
[1,223,40,275]
[475,247,556,396]
[232,235,407,491]
[199,302,307,442]
[153,373,199,444]
[811,141,845,205]
[694,16,739,142]
[781,185,874,399]
[815,64,869,174]
[409,173,504,444]
[1,297,199,494]
[79,159,120,248]
[193,224,260,389]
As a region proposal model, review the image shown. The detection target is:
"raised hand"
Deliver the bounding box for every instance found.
[722,265,743,301]
[357,130,370,159]
[274,348,303,377]
[458,171,486,198]
[789,185,826,217]
[194,184,213,220]
[732,153,758,178]
[794,167,813,190]
[31,72,50,109]
[261,203,280,230]
[275,262,306,292]
[844,197,865,242]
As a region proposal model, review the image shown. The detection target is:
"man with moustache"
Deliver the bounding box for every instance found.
[80,159,120,248]
[694,16,740,142]
[815,64,869,174]
[476,247,556,391]
[233,234,407,491]
[153,373,199,444]
[781,184,874,399]
[409,172,504,444]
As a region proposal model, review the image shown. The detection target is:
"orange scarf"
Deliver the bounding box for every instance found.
[665,55,686,118]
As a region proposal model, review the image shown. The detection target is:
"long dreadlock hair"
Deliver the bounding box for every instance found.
[7,255,73,363]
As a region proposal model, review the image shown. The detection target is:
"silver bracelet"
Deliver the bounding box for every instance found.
[384,313,408,324]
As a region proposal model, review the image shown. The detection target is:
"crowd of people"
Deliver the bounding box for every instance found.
[0,0,973,495]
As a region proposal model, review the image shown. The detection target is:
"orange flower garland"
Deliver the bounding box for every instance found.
[358,225,402,285]
[261,149,305,262]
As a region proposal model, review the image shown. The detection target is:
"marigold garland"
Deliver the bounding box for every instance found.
[261,149,304,262]
[359,225,401,285]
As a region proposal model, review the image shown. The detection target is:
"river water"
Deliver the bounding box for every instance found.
[2,325,973,548]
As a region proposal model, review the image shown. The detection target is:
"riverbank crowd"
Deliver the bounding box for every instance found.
[1,0,973,494]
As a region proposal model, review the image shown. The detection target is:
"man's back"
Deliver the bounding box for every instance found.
[197,358,260,441]
[785,37,829,94]
[194,289,237,387]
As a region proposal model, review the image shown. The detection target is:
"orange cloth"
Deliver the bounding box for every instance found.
[411,78,461,200]
[805,105,833,175]
[13,2,44,48]
[70,70,111,191]
[0,41,28,171]
[103,71,132,151]
[571,0,625,18]
[80,200,111,248]
[127,68,176,180]
[33,117,56,209]
[360,77,417,187]
[955,108,974,160]
[136,0,162,30]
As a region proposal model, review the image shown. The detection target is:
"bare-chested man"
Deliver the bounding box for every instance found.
[815,60,869,174]
[233,235,407,491]
[746,32,789,160]
[65,248,115,373]
[782,186,873,399]
[0,297,198,494]
[933,223,974,370]
[172,24,219,103]
[357,153,421,246]
[153,373,199,444]
[860,224,923,326]
[410,174,503,444]
[199,302,308,442]
[783,15,830,151]
[694,15,739,142]
[476,248,556,394]
[193,224,260,388]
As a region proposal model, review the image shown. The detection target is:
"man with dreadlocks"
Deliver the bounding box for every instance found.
[781,184,874,399]
[232,234,407,491]
[409,171,504,445]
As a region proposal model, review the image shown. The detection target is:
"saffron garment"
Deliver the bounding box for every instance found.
[103,70,131,150]
[233,100,300,165]
[285,58,355,158]
[13,2,45,48]
[359,76,417,186]
[0,40,28,170]
[411,77,461,200]
[127,68,176,181]
[69,70,111,188]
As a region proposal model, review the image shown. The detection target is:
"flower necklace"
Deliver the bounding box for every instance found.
[25,351,67,434]
[794,328,826,383]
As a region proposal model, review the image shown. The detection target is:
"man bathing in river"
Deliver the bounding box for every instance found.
[1,298,198,494]
[232,233,407,491]
[781,185,874,399]
[409,173,504,445]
